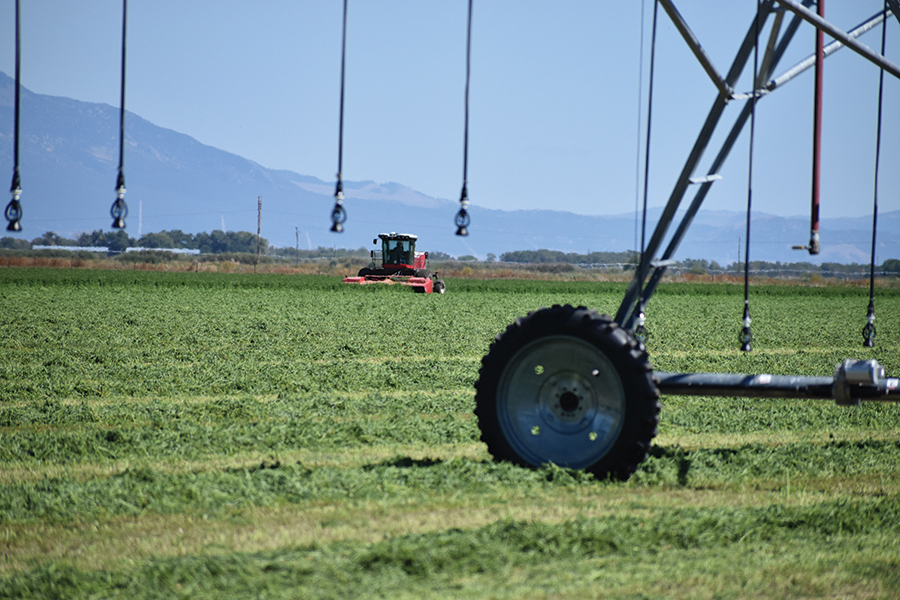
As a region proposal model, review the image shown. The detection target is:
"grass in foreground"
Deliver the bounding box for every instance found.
[1,268,899,598]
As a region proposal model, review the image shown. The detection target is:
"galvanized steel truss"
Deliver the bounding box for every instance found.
[616,0,900,330]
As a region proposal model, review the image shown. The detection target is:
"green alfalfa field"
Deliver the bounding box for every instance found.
[1,267,899,599]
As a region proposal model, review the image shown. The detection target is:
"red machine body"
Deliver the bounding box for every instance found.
[342,232,445,294]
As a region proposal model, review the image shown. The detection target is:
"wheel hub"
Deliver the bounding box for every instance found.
[542,373,592,427]
[557,390,581,414]
[496,335,626,469]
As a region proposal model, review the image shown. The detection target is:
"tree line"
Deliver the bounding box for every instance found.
[2,229,270,255]
[498,250,900,276]
[500,249,640,265]
[675,258,900,277]
[2,233,898,274]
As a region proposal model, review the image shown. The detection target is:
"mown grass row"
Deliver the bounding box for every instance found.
[2,392,898,469]
[2,437,899,524]
[2,268,900,598]
[0,395,478,467]
[3,496,899,599]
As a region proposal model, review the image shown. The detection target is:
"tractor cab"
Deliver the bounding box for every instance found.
[380,233,415,267]
[376,233,427,271]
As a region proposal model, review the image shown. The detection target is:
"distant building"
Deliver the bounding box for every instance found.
[125,247,201,255]
[32,246,110,253]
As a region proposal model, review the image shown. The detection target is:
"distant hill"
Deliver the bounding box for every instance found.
[2,71,897,264]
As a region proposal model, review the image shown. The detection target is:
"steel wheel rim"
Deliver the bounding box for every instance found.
[496,334,626,469]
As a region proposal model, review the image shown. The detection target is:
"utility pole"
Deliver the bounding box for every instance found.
[256,196,262,273]
[295,227,300,266]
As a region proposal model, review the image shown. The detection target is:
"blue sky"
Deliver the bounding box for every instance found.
[2,0,898,225]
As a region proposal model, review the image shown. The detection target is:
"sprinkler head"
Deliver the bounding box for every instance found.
[455,185,470,236]
[634,310,648,348]
[862,313,876,348]
[5,213,21,231]
[5,189,22,232]
[739,327,752,352]
[111,188,128,229]
[455,207,470,237]
[330,200,346,233]
[739,313,752,352]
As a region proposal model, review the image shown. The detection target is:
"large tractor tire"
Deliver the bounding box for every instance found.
[474,305,660,481]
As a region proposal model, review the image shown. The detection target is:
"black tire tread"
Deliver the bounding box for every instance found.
[474,304,660,481]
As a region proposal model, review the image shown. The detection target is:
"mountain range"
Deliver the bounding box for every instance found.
[1,70,897,264]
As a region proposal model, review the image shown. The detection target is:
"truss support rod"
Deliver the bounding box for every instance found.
[658,0,732,99]
[627,6,808,325]
[638,108,752,318]
[656,359,900,405]
[757,9,785,90]
[615,95,730,327]
[767,10,888,91]
[775,0,900,80]
[616,1,776,328]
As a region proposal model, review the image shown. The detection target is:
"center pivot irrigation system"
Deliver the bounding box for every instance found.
[8,1,896,482]
[469,0,900,480]
[324,1,900,480]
